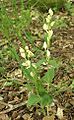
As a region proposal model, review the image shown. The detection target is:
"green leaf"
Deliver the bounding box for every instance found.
[0,67,5,73]
[40,93,53,107]
[3,81,13,87]
[27,94,40,106]
[70,80,74,89]
[36,80,46,95]
[49,59,60,69]
[22,67,33,80]
[42,67,54,83]
[24,31,34,44]
[36,58,46,68]
[10,46,20,61]
[26,84,34,91]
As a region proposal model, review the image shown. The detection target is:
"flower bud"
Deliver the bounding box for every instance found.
[47,30,53,47]
[25,46,29,50]
[43,42,47,50]
[46,15,51,23]
[43,24,48,31]
[19,47,25,58]
[49,8,53,16]
[32,63,37,69]
[22,60,31,69]
[30,72,34,77]
[50,21,55,27]
[46,50,51,59]
[26,49,34,58]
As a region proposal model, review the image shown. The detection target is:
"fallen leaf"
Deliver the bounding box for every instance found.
[43,115,55,120]
[56,107,63,119]
[22,113,33,120]
[0,114,9,120]
[0,96,3,101]
[0,103,5,111]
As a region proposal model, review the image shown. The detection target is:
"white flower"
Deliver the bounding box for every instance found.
[49,8,53,16]
[48,29,53,35]
[46,49,51,59]
[50,21,55,27]
[19,47,25,58]
[32,63,37,69]
[46,15,51,23]
[43,42,47,50]
[26,49,34,58]
[30,72,34,77]
[22,60,31,69]
[20,53,25,59]
[47,30,53,40]
[42,62,47,65]
[19,15,22,18]
[25,46,29,50]
[19,47,24,53]
[43,24,48,31]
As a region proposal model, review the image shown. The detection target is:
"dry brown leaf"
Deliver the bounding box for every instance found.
[0,104,5,111]
[56,107,63,120]
[0,96,3,101]
[12,111,18,119]
[22,113,33,120]
[43,115,55,120]
[14,96,20,103]
[0,114,9,120]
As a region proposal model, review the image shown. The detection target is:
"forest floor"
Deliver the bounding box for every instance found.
[0,9,74,120]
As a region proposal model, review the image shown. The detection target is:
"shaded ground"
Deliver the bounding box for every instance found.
[0,9,74,120]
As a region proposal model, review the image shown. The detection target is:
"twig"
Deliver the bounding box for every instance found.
[0,101,27,114]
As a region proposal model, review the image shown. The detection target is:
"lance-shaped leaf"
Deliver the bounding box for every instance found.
[42,67,55,84]
[40,93,53,107]
[27,94,40,106]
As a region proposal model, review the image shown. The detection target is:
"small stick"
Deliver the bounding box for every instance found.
[0,101,27,114]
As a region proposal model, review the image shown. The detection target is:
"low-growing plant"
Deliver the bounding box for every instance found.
[0,1,73,117]
[20,51,59,115]
[54,16,68,29]
[1,1,72,115]
[2,8,59,115]
[0,0,31,42]
[9,8,60,115]
[0,0,31,77]
[64,0,72,14]
[0,1,67,115]
[0,1,63,114]
[28,0,67,12]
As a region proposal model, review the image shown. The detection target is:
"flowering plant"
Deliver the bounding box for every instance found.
[11,8,59,115]
[18,9,59,115]
[43,8,55,48]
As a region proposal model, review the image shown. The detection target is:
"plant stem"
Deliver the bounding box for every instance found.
[46,105,49,116]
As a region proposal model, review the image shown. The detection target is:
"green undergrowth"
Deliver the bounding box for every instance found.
[28,0,66,11]
[0,0,74,116]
